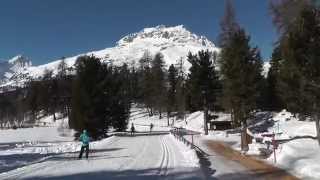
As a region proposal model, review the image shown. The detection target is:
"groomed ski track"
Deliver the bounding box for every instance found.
[0,134,204,180]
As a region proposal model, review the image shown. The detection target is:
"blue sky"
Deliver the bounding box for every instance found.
[0,0,277,65]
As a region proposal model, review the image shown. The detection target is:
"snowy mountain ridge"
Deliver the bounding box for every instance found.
[0,55,32,86]
[0,25,219,87]
[117,25,214,47]
[0,25,271,89]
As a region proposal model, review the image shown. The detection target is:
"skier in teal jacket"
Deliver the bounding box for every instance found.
[78,129,90,159]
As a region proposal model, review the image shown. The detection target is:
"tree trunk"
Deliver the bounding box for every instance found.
[241,127,249,151]
[315,114,320,146]
[241,111,249,151]
[231,108,234,128]
[167,112,170,126]
[53,112,56,122]
[204,106,208,135]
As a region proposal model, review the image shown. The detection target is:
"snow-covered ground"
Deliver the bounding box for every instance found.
[0,108,203,179]
[128,107,171,132]
[4,106,319,179]
[0,116,76,173]
[178,109,320,180]
[0,134,203,180]
[265,110,320,180]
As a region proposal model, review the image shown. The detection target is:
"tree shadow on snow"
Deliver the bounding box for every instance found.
[42,147,126,162]
[23,168,203,180]
[47,154,131,162]
[214,168,297,180]
[0,148,125,173]
[114,131,169,137]
[0,152,54,173]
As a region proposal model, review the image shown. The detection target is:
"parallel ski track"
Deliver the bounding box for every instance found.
[158,135,170,178]
[117,136,149,171]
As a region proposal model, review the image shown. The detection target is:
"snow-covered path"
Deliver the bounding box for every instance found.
[0,134,203,180]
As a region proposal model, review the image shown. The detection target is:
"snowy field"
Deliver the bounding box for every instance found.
[0,117,76,174]
[0,108,203,180]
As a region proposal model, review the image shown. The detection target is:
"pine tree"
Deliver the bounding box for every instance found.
[167,64,178,125]
[269,0,310,32]
[175,58,187,122]
[277,5,320,144]
[70,55,107,138]
[220,29,263,124]
[101,65,130,131]
[57,57,68,79]
[219,0,239,47]
[186,50,220,135]
[151,52,166,119]
[70,55,130,138]
[219,27,263,150]
[265,46,284,111]
[138,51,154,115]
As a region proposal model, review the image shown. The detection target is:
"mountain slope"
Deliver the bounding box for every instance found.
[0,55,32,87]
[0,25,219,87]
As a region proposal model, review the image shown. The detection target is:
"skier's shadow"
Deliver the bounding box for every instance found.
[44,147,126,161]
[48,154,130,161]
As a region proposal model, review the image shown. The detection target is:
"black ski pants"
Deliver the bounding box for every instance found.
[79,145,89,159]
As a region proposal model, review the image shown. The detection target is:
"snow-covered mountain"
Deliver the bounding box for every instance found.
[0,55,32,87]
[0,25,219,87]
[262,61,271,77]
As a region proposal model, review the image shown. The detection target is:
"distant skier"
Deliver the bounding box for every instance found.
[130,123,135,136]
[150,123,153,133]
[78,129,90,159]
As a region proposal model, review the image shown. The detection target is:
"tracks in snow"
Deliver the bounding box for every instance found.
[158,135,170,176]
[0,134,203,180]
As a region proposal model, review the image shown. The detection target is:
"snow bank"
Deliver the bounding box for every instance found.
[169,135,199,168]
[175,111,204,132]
[257,110,320,179]
[270,110,316,139]
[177,109,320,179]
[0,141,79,156]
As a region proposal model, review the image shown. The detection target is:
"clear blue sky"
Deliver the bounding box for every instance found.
[0,0,277,65]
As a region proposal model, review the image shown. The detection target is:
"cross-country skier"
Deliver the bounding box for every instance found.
[78,129,90,159]
[130,123,135,136]
[150,123,153,133]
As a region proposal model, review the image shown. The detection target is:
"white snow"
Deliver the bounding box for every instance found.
[176,109,320,179]
[258,110,320,180]
[0,107,203,179]
[128,107,171,132]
